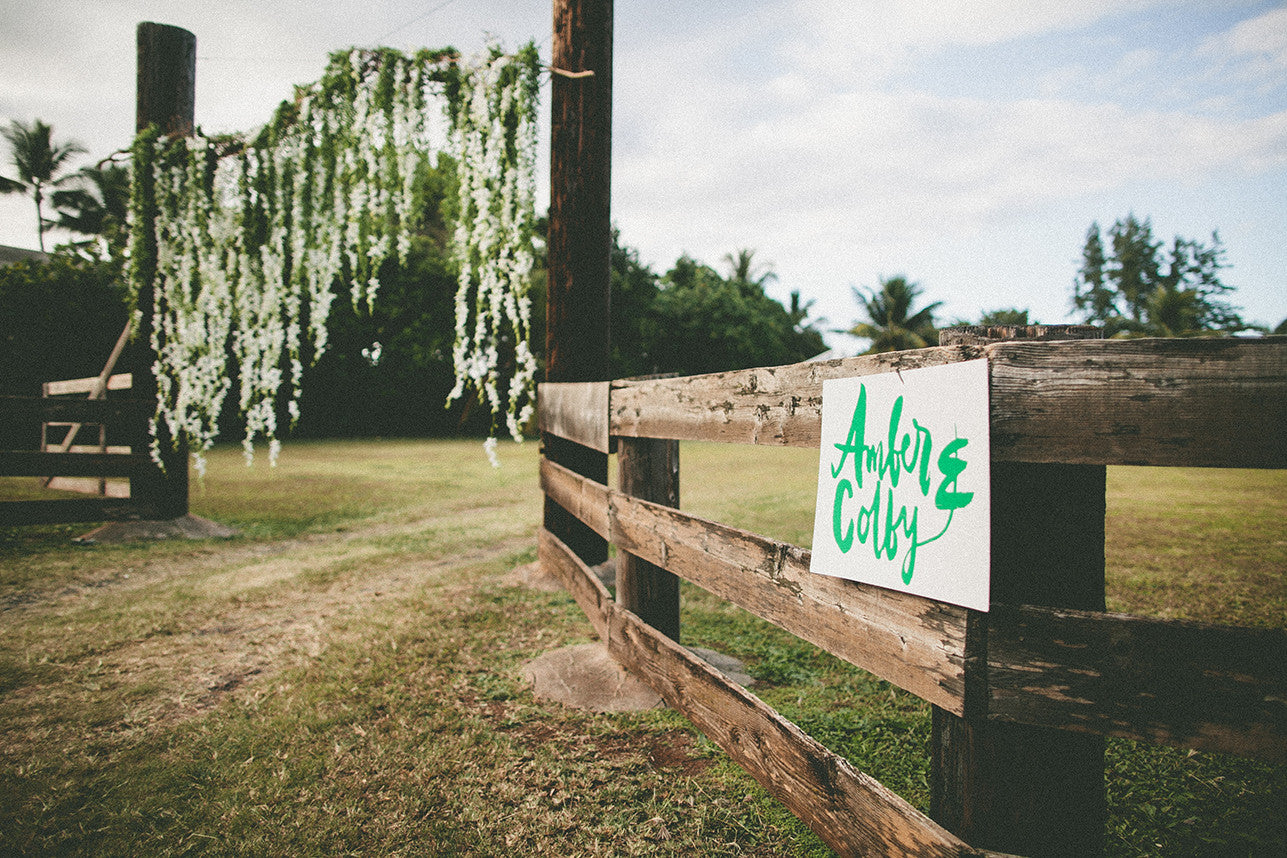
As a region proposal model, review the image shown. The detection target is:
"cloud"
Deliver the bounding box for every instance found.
[617,74,1287,255]
[1199,5,1287,84]
[780,0,1171,85]
[612,3,1287,336]
[1205,5,1287,65]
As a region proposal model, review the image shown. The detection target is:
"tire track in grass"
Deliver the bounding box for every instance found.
[0,502,538,762]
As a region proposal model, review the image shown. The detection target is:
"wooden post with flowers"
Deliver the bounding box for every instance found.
[130,21,194,519]
[544,0,614,567]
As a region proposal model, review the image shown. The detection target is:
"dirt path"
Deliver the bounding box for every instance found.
[0,507,538,760]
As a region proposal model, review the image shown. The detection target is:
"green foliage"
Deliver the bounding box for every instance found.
[0,252,129,395]
[0,253,130,448]
[443,42,542,443]
[1073,215,1246,336]
[603,237,827,378]
[722,247,777,288]
[295,234,489,438]
[608,230,662,378]
[977,307,1034,326]
[847,275,942,353]
[51,162,131,264]
[121,45,542,464]
[646,253,826,376]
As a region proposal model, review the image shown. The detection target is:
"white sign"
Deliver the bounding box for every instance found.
[809,359,991,611]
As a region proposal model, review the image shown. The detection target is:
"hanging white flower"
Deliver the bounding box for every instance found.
[129,43,540,468]
[446,42,541,452]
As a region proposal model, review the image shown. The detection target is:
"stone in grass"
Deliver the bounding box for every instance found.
[75,514,237,545]
[523,642,663,712]
[521,643,754,713]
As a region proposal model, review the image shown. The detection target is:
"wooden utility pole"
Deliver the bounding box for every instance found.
[932,324,1107,856]
[130,21,195,518]
[544,0,613,566]
[136,22,196,137]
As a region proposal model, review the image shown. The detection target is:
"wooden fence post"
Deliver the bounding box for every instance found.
[129,21,194,519]
[932,324,1107,856]
[616,437,680,640]
[544,0,613,566]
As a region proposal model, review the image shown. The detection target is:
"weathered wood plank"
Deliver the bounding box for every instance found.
[42,372,133,397]
[538,527,611,642]
[0,451,152,478]
[538,381,611,452]
[541,458,1286,761]
[541,457,970,714]
[46,476,130,498]
[988,604,1287,764]
[609,489,970,715]
[539,456,610,540]
[0,396,151,424]
[607,338,1287,468]
[540,522,995,856]
[609,345,981,446]
[0,497,162,526]
[986,337,1286,467]
[605,604,994,858]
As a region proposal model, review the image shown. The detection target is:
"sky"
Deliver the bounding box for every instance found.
[2,0,1285,347]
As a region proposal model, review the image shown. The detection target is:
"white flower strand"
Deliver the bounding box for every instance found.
[134,45,539,469]
[446,45,541,461]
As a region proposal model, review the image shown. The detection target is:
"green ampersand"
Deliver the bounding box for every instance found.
[935,437,974,511]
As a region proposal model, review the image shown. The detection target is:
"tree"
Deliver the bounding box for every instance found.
[978,308,1034,326]
[52,162,130,261]
[0,119,86,252]
[609,229,662,378]
[722,247,777,290]
[1072,222,1113,322]
[1072,214,1244,336]
[847,275,942,353]
[612,249,825,377]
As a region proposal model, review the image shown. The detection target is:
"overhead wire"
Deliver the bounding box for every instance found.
[373,0,466,45]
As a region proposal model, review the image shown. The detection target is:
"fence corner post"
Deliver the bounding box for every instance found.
[543,0,613,567]
[616,436,680,641]
[931,324,1107,857]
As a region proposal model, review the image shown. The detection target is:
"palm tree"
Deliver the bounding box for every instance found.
[0,119,86,251]
[722,248,777,289]
[1142,283,1204,337]
[847,275,942,354]
[52,162,130,257]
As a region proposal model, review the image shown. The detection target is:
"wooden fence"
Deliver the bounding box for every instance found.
[41,371,134,499]
[0,23,193,530]
[536,335,1286,857]
[0,370,185,526]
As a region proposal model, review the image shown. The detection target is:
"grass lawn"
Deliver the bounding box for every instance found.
[1,438,1283,856]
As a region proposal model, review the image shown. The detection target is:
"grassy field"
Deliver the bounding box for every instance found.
[1,439,1283,856]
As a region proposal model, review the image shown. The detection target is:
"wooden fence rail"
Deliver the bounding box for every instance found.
[0,375,179,525]
[537,335,1286,856]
